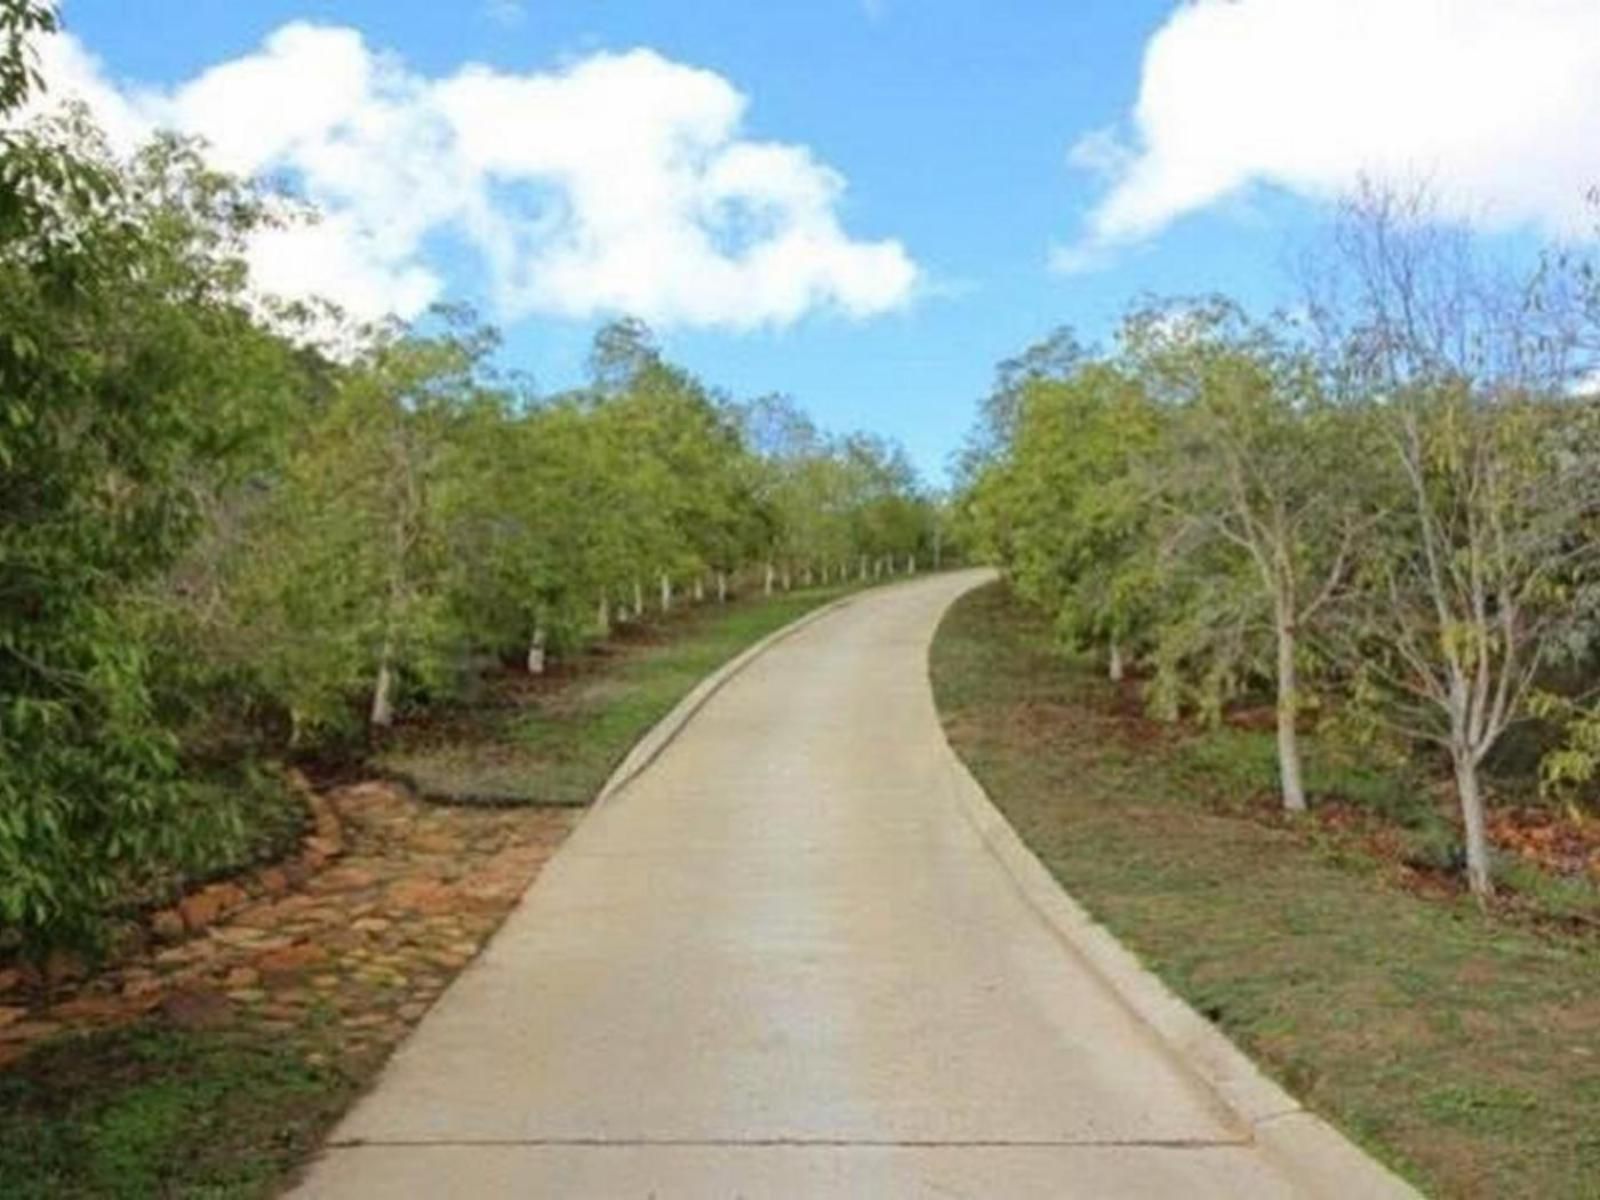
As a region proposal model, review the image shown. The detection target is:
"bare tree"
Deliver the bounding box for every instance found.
[1314,183,1600,896]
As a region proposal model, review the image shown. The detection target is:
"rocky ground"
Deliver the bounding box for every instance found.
[0,778,579,1072]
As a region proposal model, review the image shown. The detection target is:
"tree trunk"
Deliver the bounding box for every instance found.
[660,573,672,613]
[781,566,792,591]
[859,555,868,582]
[765,561,775,597]
[1275,614,1307,813]
[633,579,644,618]
[527,627,547,675]
[693,576,705,603]
[1453,745,1495,898]
[717,571,728,603]
[370,652,396,730]
[907,553,916,574]
[1108,634,1124,683]
[597,594,610,636]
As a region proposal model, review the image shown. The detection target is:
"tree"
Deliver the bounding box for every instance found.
[0,106,309,945]
[1312,187,1600,894]
[997,358,1163,682]
[1127,299,1373,812]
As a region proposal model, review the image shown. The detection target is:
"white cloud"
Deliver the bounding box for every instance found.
[1063,0,1600,265]
[29,23,917,329]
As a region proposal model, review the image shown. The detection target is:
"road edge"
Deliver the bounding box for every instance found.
[927,582,1425,1200]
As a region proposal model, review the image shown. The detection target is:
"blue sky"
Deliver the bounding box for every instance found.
[45,1,1600,481]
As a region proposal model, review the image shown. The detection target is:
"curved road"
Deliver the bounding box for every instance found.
[294,571,1389,1198]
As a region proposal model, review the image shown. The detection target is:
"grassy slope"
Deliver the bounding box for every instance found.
[375,585,853,806]
[0,583,854,1200]
[931,582,1600,1200]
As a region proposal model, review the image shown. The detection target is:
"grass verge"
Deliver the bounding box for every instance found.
[375,584,854,805]
[0,583,855,1199]
[930,582,1600,1200]
[0,1027,356,1200]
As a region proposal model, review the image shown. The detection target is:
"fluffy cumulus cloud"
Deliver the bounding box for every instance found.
[31,23,917,328]
[1061,0,1600,267]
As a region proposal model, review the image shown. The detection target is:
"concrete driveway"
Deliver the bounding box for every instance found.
[292,570,1412,1198]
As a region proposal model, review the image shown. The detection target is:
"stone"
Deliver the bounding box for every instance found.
[352,917,393,935]
[48,994,129,1023]
[223,966,261,989]
[386,878,457,914]
[0,1005,26,1030]
[154,944,197,966]
[0,967,22,995]
[302,835,342,866]
[178,890,226,932]
[309,865,380,893]
[210,925,290,948]
[161,988,232,1031]
[257,943,330,987]
[209,882,249,911]
[149,908,187,943]
[411,830,464,855]
[297,907,346,926]
[232,896,314,930]
[0,1018,60,1043]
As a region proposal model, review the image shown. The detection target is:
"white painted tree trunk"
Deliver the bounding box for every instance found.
[1275,612,1307,813]
[1453,742,1494,898]
[802,564,814,587]
[1108,635,1124,683]
[764,561,775,596]
[717,571,728,603]
[874,557,883,579]
[370,653,395,729]
[597,594,610,636]
[633,579,644,618]
[782,566,792,591]
[527,627,547,675]
[907,553,916,574]
[693,576,705,603]
[859,555,868,582]
[660,573,672,613]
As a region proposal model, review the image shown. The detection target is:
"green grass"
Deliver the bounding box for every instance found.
[0,1027,356,1199]
[377,585,854,806]
[930,582,1600,1200]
